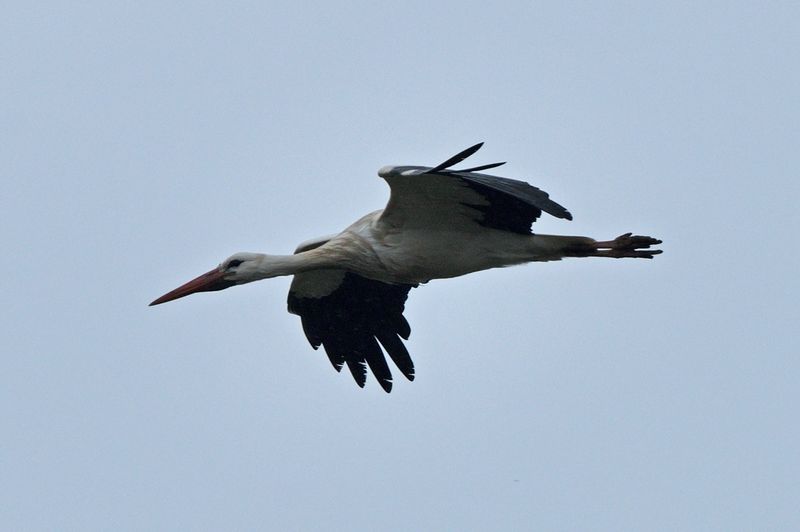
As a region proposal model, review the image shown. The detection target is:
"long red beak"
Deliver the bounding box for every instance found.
[149,268,236,306]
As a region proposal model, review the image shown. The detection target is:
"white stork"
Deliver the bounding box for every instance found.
[151,143,662,392]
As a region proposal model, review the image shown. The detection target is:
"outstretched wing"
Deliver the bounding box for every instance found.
[287,239,416,393]
[377,142,572,235]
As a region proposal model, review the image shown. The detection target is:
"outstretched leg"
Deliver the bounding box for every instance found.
[564,233,662,259]
[591,233,662,259]
[529,233,663,260]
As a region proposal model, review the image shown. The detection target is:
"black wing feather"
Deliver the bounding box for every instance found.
[435,169,573,234]
[321,342,345,373]
[344,357,368,388]
[288,272,416,392]
[361,336,393,392]
[429,142,484,173]
[453,170,573,222]
[376,332,415,381]
[380,144,572,236]
[455,161,506,173]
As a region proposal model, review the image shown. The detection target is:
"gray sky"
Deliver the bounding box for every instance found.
[2,2,798,530]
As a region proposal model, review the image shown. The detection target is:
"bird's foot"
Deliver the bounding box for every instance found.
[594,233,663,259]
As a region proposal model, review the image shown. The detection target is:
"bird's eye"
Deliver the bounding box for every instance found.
[227,259,244,269]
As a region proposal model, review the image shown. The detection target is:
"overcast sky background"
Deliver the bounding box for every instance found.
[2,2,798,530]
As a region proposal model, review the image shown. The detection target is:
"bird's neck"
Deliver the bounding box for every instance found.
[254,249,337,279]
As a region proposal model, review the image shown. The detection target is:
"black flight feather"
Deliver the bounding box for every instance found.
[428,142,484,173]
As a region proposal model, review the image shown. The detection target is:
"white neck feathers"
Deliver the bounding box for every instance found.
[249,248,337,280]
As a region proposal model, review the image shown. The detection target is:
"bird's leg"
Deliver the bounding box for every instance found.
[529,233,662,261]
[591,233,663,259]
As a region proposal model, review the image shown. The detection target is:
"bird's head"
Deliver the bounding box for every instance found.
[149,252,266,306]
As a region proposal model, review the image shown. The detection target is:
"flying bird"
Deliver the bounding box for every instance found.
[151,143,662,392]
